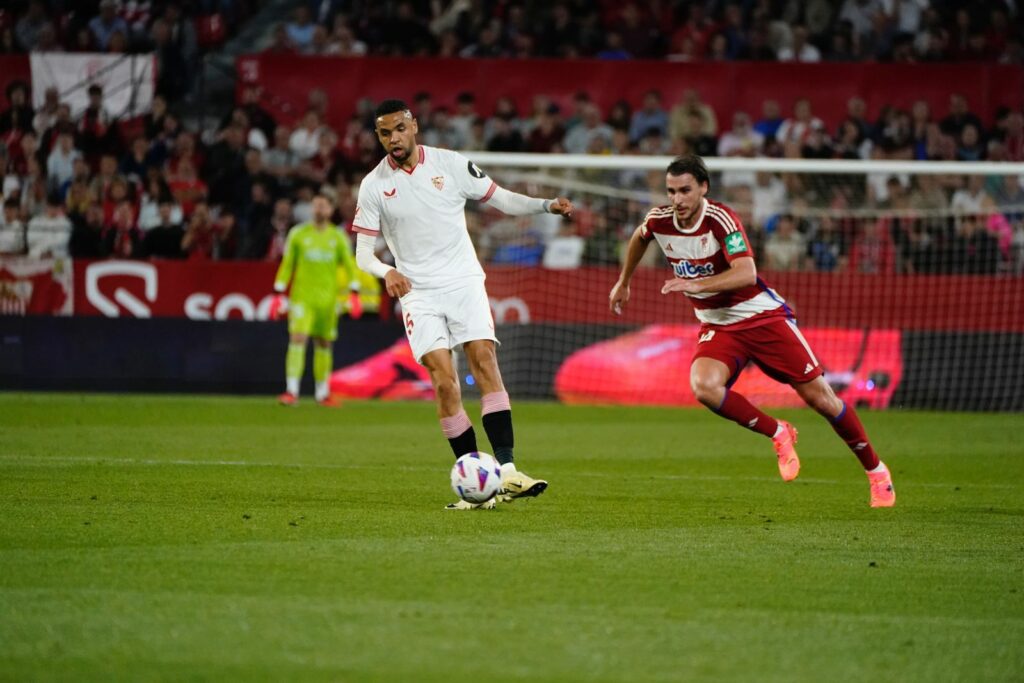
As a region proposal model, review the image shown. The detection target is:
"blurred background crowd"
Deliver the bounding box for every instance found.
[0,0,1022,275]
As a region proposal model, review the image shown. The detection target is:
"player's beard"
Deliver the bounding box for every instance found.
[389,145,409,162]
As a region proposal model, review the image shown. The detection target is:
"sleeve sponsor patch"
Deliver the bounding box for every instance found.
[467,160,488,179]
[725,232,749,255]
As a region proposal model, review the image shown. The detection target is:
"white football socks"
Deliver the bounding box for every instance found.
[286,378,300,396]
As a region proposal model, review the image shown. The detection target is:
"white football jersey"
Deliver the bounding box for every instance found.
[353,145,496,290]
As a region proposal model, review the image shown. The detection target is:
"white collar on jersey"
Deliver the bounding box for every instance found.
[672,198,708,234]
[386,146,426,174]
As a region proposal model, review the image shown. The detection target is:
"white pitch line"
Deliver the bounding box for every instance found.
[0,455,1017,489]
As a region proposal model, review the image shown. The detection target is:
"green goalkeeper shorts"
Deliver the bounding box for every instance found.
[288,300,338,341]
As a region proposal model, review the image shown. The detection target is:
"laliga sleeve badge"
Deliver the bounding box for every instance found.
[467,160,487,179]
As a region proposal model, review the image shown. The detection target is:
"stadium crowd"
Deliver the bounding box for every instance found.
[263,0,1023,64]
[0,0,1022,275]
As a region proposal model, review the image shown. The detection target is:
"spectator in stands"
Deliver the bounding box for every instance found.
[265,23,295,54]
[167,157,207,218]
[940,94,983,138]
[952,214,1001,274]
[262,197,293,261]
[32,88,60,137]
[327,20,367,57]
[236,86,276,143]
[0,198,26,255]
[26,192,72,258]
[778,24,821,62]
[840,0,883,44]
[682,111,717,157]
[999,111,1024,161]
[527,104,565,154]
[753,99,783,141]
[206,125,248,205]
[152,19,188,100]
[14,0,52,52]
[289,111,323,161]
[46,133,81,194]
[669,89,718,143]
[181,201,226,260]
[777,98,825,153]
[449,92,478,142]
[992,175,1024,219]
[605,100,632,133]
[764,214,807,271]
[955,124,985,161]
[849,218,896,274]
[69,204,105,258]
[162,3,198,66]
[718,112,764,157]
[628,90,668,144]
[951,175,989,214]
[103,200,142,258]
[89,0,130,51]
[596,32,632,60]
[237,181,273,259]
[423,108,466,150]
[142,198,184,258]
[1,81,34,136]
[805,215,846,272]
[563,103,613,155]
[486,115,525,152]
[77,85,116,164]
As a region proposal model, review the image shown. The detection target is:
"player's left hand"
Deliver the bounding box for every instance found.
[661,278,703,295]
[549,197,574,217]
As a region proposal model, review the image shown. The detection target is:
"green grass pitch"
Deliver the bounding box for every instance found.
[0,393,1021,682]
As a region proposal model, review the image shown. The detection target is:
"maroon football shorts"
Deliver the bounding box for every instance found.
[692,317,825,385]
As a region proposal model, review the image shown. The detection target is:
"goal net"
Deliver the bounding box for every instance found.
[454,154,1024,412]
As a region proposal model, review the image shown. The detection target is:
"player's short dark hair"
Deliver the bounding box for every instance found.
[374,99,411,120]
[666,154,711,190]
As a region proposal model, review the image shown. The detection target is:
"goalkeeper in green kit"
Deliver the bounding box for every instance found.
[271,193,361,406]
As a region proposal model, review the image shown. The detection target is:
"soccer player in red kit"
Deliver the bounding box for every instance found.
[609,155,895,507]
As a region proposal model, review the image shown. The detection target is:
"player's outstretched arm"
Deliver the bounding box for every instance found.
[610,226,651,316]
[661,256,757,295]
[486,185,573,217]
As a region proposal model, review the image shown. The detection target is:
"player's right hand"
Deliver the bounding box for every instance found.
[609,280,630,316]
[268,294,288,320]
[384,269,412,298]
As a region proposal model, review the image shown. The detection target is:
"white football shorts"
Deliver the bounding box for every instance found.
[399,278,498,363]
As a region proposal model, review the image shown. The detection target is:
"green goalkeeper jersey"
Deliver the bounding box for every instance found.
[274,223,358,307]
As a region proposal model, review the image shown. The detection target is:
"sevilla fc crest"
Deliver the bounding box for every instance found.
[431,176,445,191]
[700,234,710,253]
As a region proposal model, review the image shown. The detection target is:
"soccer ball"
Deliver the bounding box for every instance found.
[450,452,502,503]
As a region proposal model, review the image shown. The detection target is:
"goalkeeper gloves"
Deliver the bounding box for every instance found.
[268,294,288,320]
[347,290,363,319]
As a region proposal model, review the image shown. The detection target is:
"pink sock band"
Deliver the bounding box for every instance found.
[481,391,511,415]
[440,411,472,438]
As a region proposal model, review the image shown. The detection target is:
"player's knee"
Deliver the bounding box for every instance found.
[432,373,461,403]
[690,375,725,405]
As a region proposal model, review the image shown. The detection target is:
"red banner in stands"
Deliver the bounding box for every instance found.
[238,55,1023,132]
[70,259,1023,332]
[0,56,31,104]
[0,258,73,316]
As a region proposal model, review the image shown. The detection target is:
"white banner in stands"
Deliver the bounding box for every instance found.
[29,52,155,118]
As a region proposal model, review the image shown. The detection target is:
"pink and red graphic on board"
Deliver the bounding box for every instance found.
[555,324,902,409]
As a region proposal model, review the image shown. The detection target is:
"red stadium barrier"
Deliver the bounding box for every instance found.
[66,259,1024,332]
[237,55,1024,132]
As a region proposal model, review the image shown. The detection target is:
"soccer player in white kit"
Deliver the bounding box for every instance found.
[353,99,574,509]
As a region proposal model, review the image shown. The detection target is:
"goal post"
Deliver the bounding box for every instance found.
[454,153,1024,412]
